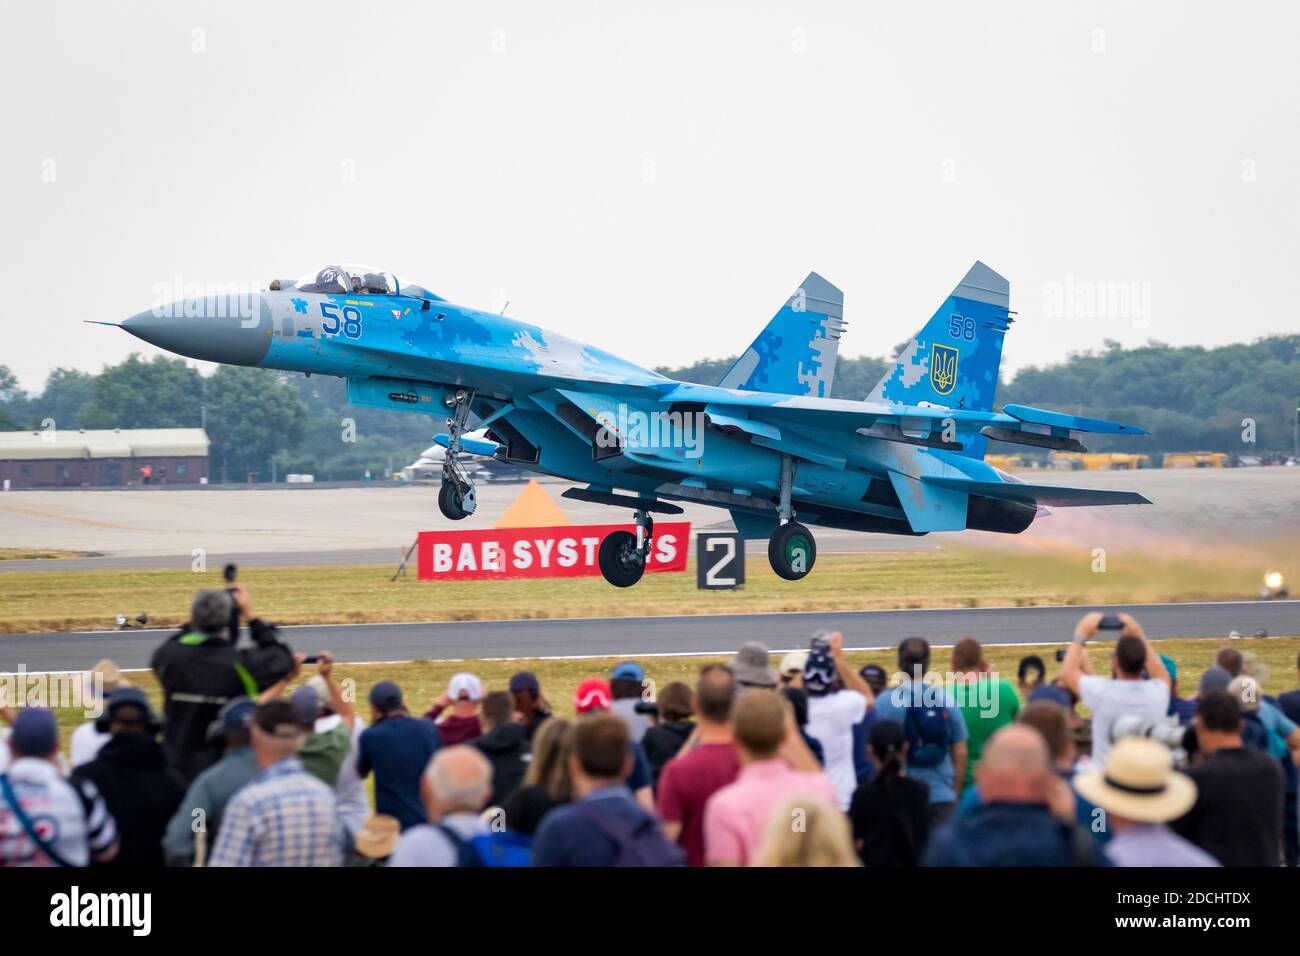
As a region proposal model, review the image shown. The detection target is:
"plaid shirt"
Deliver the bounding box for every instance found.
[208,757,342,867]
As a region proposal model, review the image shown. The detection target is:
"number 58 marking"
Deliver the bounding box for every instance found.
[320,303,363,339]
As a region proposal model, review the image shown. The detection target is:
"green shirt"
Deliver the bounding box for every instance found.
[953,676,1021,787]
[300,722,353,788]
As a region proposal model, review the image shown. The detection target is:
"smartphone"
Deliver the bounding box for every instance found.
[1054,648,1067,663]
[301,655,321,665]
[223,563,238,584]
[1098,613,1124,630]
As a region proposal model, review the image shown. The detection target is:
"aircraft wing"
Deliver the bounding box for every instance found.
[654,382,1147,453]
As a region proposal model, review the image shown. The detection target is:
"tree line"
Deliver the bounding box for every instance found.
[0,334,1296,481]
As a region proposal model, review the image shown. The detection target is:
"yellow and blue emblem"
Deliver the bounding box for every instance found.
[930,344,958,395]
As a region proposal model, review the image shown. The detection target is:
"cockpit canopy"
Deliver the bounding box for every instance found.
[293,263,430,298]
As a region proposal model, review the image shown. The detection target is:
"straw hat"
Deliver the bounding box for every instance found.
[353,814,401,859]
[87,659,131,699]
[1074,737,1197,823]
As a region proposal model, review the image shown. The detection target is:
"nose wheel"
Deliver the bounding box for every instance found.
[598,511,653,587]
[438,388,477,521]
[768,521,816,581]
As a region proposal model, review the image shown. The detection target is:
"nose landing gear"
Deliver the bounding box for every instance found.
[438,389,477,521]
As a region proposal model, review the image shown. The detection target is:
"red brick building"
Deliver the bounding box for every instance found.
[0,428,209,489]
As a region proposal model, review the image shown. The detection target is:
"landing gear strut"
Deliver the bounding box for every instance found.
[768,453,816,580]
[438,389,477,521]
[598,509,653,587]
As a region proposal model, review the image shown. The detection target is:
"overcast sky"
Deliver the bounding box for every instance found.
[3,0,1297,392]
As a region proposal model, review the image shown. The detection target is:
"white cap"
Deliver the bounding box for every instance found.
[779,650,809,676]
[449,672,483,702]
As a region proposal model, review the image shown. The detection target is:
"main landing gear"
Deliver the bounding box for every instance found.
[598,509,654,588]
[767,453,816,581]
[438,389,477,521]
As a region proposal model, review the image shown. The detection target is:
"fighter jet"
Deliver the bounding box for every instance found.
[113,261,1149,587]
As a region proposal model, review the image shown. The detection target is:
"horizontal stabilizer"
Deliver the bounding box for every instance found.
[979,426,1087,453]
[921,476,1151,508]
[1001,404,1148,436]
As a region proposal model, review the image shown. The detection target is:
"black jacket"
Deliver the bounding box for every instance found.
[151,619,294,782]
[474,723,530,805]
[641,720,694,788]
[70,734,187,868]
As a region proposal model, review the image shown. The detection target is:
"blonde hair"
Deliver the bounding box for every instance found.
[752,795,860,868]
[522,717,576,802]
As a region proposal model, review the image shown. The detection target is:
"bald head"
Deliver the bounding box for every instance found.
[425,745,493,817]
[976,725,1051,804]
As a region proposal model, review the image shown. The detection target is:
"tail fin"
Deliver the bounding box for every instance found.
[718,272,845,397]
[868,261,1012,458]
[868,261,1011,412]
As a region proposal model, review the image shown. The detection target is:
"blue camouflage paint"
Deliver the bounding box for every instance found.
[718,272,845,398]
[116,261,1149,540]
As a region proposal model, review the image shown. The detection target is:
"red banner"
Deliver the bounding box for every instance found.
[416,522,691,581]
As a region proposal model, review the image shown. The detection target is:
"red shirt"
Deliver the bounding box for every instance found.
[655,742,740,867]
[425,706,482,745]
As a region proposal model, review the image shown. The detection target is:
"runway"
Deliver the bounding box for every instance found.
[2,599,1296,673]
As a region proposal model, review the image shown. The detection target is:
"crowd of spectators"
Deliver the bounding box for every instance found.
[1,586,1296,868]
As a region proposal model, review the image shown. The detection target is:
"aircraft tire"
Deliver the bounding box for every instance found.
[438,481,471,521]
[768,522,816,580]
[598,530,646,587]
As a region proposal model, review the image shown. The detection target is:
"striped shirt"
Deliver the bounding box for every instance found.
[0,757,117,867]
[208,757,343,867]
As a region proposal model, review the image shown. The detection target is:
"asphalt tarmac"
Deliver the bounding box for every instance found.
[3,599,1296,672]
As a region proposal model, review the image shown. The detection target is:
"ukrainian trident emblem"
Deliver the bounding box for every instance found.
[930,344,958,396]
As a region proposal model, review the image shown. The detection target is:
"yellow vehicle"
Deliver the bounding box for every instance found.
[983,454,1034,471]
[1163,451,1229,469]
[1050,452,1151,471]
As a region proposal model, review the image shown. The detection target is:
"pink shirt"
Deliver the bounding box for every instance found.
[702,759,840,866]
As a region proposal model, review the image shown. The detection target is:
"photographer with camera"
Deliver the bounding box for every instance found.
[151,572,296,784]
[1058,612,1170,767]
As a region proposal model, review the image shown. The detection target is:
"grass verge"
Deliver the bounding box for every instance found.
[3,542,1296,633]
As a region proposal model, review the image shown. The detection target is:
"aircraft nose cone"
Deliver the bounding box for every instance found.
[121,293,272,366]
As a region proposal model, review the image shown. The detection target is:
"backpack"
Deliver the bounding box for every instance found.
[437,824,532,867]
[902,693,952,768]
[575,802,685,867]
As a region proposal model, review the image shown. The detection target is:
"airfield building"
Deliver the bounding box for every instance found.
[0,427,210,488]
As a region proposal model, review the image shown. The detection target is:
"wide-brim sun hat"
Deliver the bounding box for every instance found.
[1074,737,1197,824]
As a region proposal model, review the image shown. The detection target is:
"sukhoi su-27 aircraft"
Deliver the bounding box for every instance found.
[109,261,1149,587]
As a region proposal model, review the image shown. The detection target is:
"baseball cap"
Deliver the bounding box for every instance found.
[369,680,403,711]
[449,672,483,702]
[509,672,540,695]
[99,687,160,730]
[290,685,321,726]
[10,708,58,757]
[859,664,888,691]
[802,643,837,694]
[779,650,809,677]
[611,661,646,683]
[1199,666,1231,695]
[206,696,256,742]
[574,678,612,714]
